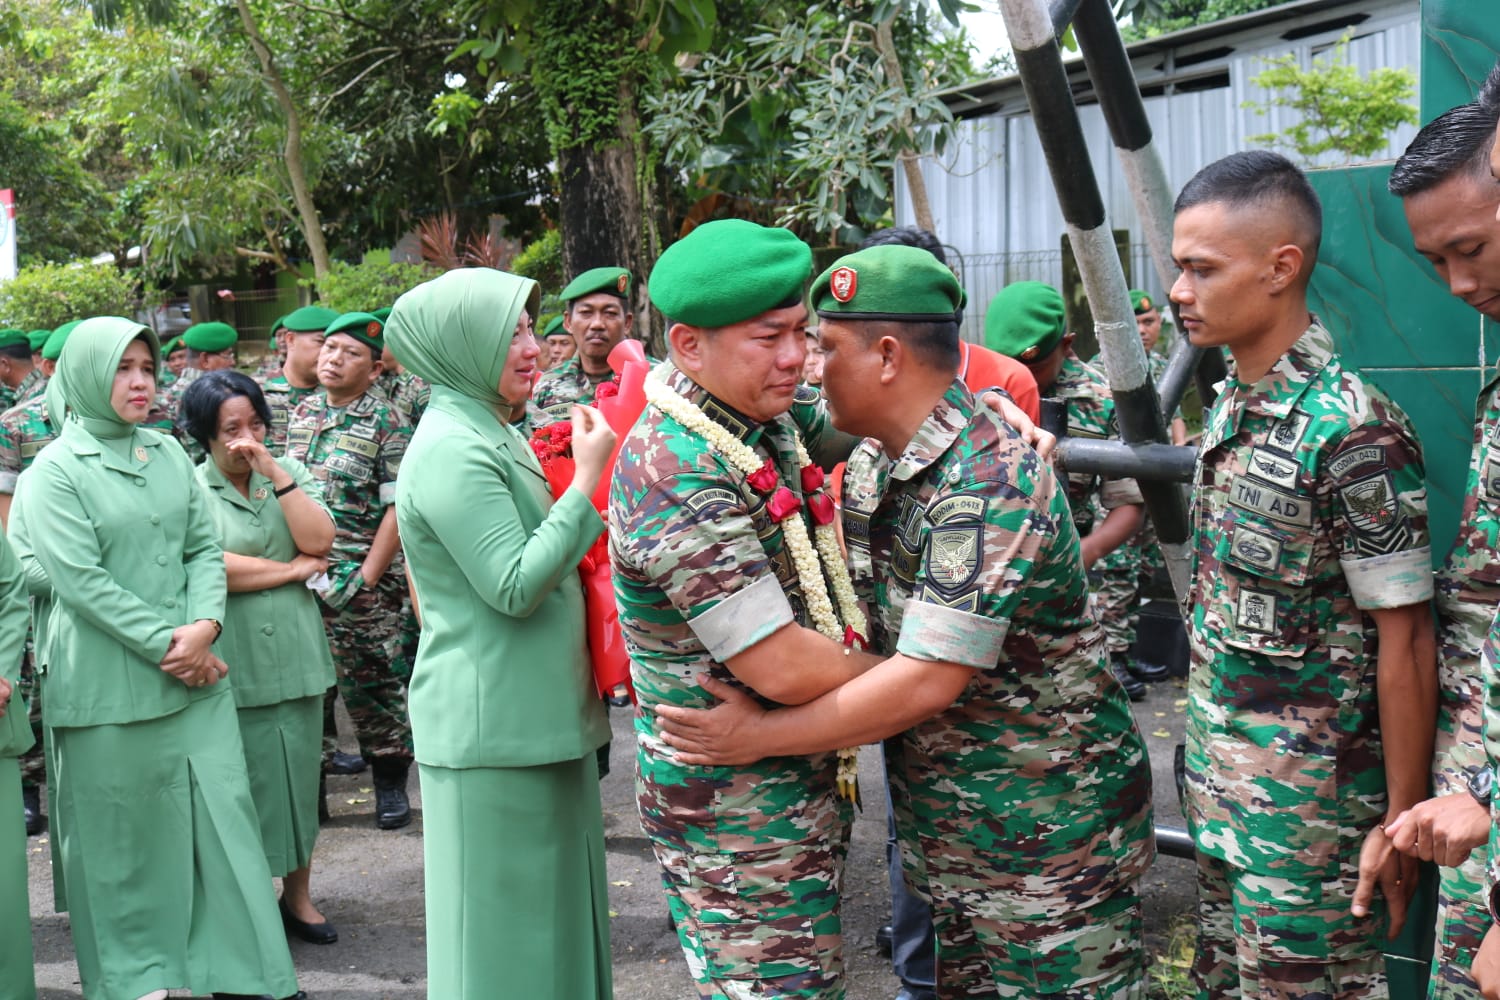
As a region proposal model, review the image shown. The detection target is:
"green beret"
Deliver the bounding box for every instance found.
[42,322,81,361]
[1130,289,1156,315]
[560,266,632,304]
[162,335,184,355]
[182,321,238,353]
[0,329,28,350]
[810,245,964,322]
[281,306,339,334]
[649,220,811,329]
[370,307,392,323]
[325,311,384,353]
[26,329,50,352]
[542,315,567,338]
[984,281,1067,362]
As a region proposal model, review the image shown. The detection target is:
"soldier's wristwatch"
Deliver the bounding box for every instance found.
[1469,765,1494,809]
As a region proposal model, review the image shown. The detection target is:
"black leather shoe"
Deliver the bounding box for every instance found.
[326,751,367,775]
[1125,656,1169,683]
[280,897,338,945]
[21,784,42,836]
[371,761,411,830]
[875,923,893,957]
[1110,656,1147,702]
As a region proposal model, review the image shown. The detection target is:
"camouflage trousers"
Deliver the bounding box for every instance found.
[652,823,852,999]
[1427,682,1488,1000]
[1091,527,1164,655]
[17,646,43,785]
[318,575,415,763]
[931,882,1146,999]
[1193,852,1388,999]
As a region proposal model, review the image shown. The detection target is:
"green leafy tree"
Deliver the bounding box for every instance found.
[0,261,138,329]
[642,4,968,245]
[1116,0,1290,40]
[0,92,113,266]
[1244,33,1418,164]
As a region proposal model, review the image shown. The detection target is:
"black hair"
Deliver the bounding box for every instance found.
[1389,66,1500,197]
[1175,150,1322,260]
[179,369,274,451]
[854,318,961,373]
[566,291,630,315]
[0,342,31,363]
[858,226,948,266]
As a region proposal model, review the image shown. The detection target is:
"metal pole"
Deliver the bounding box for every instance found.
[1069,0,1228,412]
[1053,438,1197,484]
[998,0,1192,601]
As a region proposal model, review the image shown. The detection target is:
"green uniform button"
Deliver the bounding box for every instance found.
[262,624,275,636]
[149,514,161,525]
[163,598,176,609]
[155,554,168,566]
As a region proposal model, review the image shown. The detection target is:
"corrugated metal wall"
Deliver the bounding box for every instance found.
[898,0,1421,341]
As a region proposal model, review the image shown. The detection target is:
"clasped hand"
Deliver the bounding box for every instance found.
[159,620,227,688]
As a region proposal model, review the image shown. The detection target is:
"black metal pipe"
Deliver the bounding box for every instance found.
[1157,335,1201,423]
[1054,437,1197,484]
[1049,0,1086,37]
[1156,826,1196,860]
[1193,337,1228,412]
[1073,0,1152,153]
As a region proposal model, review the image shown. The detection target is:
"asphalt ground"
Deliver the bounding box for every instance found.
[28,675,1195,998]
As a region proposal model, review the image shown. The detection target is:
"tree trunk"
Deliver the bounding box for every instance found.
[557,82,656,350]
[875,17,936,236]
[234,0,332,283]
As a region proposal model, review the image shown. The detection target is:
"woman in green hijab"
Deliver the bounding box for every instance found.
[22,317,300,1000]
[387,268,616,998]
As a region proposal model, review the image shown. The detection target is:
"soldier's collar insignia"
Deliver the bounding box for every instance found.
[689,388,762,447]
[134,446,148,463]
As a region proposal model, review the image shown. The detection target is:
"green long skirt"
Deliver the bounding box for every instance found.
[238,693,322,877]
[420,755,612,1000]
[0,758,36,1000]
[51,685,298,1000]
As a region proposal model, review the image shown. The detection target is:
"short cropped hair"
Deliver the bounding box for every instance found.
[852,318,961,374]
[0,342,31,363]
[179,369,274,451]
[1389,63,1500,197]
[859,226,948,266]
[1175,150,1322,261]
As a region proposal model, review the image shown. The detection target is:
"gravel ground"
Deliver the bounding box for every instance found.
[28,676,1193,998]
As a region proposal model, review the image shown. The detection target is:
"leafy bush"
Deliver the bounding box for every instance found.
[510,230,564,296]
[307,257,441,313]
[0,260,138,329]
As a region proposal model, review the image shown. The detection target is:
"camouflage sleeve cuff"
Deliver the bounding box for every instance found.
[1340,546,1433,610]
[896,600,1007,669]
[0,471,17,495]
[688,573,795,663]
[1099,476,1143,510]
[378,481,397,506]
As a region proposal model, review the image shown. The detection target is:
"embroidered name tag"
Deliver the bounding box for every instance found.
[928,494,986,524]
[1228,476,1313,528]
[684,487,740,513]
[336,433,380,459]
[1327,445,1386,480]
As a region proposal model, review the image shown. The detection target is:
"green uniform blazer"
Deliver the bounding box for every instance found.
[25,422,226,728]
[196,456,337,709]
[0,531,33,759]
[396,386,609,768]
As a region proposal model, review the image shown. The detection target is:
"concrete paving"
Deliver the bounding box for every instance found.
[28,676,1194,998]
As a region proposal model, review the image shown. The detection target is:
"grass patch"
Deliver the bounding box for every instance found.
[1148,913,1196,999]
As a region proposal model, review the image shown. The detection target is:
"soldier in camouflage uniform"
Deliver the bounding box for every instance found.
[285,311,417,830]
[1085,290,1184,686]
[658,244,1155,999]
[530,266,642,427]
[1173,152,1436,999]
[0,331,42,418]
[612,221,878,999]
[1378,81,1500,1000]
[985,282,1149,700]
[542,314,577,371]
[375,346,430,427]
[0,322,71,835]
[261,306,337,452]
